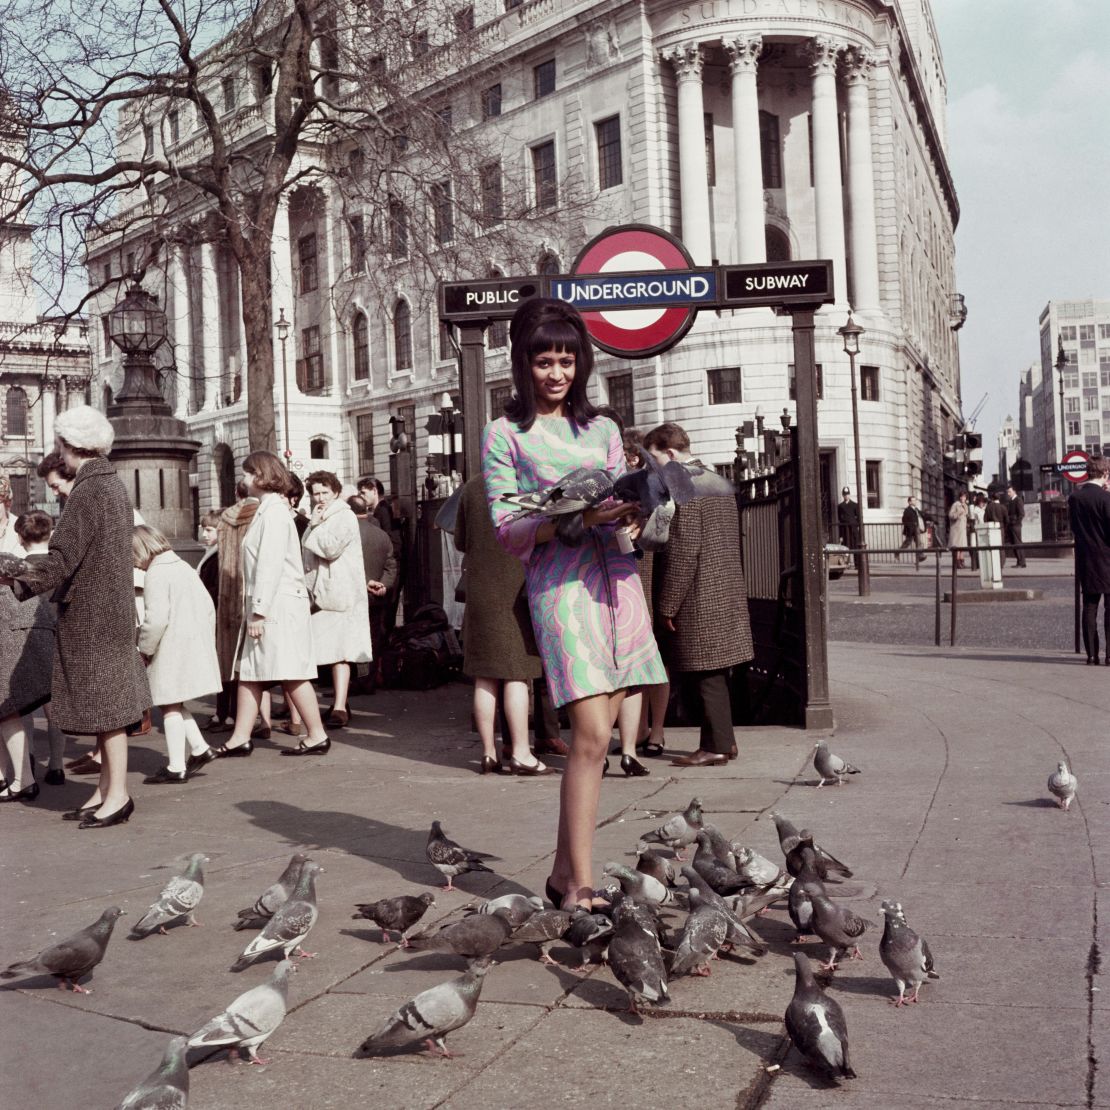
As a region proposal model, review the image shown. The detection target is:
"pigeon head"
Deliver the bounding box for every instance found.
[687,796,704,815]
[797,830,815,845]
[419,893,436,908]
[880,901,906,922]
[102,906,125,921]
[430,821,444,836]
[467,954,495,975]
[735,847,754,864]
[273,959,295,980]
[603,862,633,880]
[1057,760,1069,774]
[813,740,828,750]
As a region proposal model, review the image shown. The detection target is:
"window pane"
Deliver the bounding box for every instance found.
[432,180,454,245]
[480,163,502,225]
[607,372,634,427]
[298,233,318,293]
[596,115,622,190]
[788,363,824,400]
[704,113,715,187]
[353,313,370,380]
[534,59,555,98]
[483,83,502,120]
[490,383,512,416]
[532,141,557,209]
[860,365,880,401]
[707,367,742,405]
[389,199,407,257]
[865,459,881,509]
[5,387,28,436]
[394,301,412,371]
[356,413,374,473]
[348,215,366,272]
[759,111,781,188]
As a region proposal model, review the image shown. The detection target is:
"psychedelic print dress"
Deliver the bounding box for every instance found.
[481,414,666,707]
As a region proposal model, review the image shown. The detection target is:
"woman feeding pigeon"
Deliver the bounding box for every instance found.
[481,298,666,911]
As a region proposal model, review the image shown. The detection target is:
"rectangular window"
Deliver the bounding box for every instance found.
[1101,367,1110,387]
[439,321,454,361]
[103,261,112,283]
[607,372,634,428]
[300,325,324,392]
[389,198,407,258]
[1065,396,1081,413]
[704,113,715,187]
[707,366,742,405]
[860,364,880,402]
[1060,325,1077,341]
[398,403,415,441]
[480,163,502,226]
[759,111,782,188]
[1065,371,1079,388]
[298,233,318,293]
[596,116,622,190]
[490,383,512,416]
[1067,417,1081,437]
[101,315,111,351]
[1100,324,1110,340]
[352,315,370,380]
[1080,324,1095,342]
[168,111,179,143]
[412,30,430,58]
[488,316,508,350]
[435,106,453,135]
[865,460,882,509]
[1085,419,1100,439]
[222,75,236,112]
[534,58,556,99]
[356,413,374,474]
[1083,371,1099,389]
[432,180,454,245]
[1085,395,1099,411]
[482,83,502,120]
[454,5,474,33]
[347,215,366,272]
[253,62,274,97]
[532,141,557,209]
[788,362,825,400]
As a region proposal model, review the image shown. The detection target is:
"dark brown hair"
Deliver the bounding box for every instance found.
[15,510,53,544]
[243,451,290,494]
[642,422,691,454]
[305,470,342,496]
[36,452,75,481]
[1090,456,1110,479]
[200,510,222,529]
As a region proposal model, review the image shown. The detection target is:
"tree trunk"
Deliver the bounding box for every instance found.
[239,248,278,453]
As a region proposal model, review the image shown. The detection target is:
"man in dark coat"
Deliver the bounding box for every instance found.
[348,495,398,682]
[1004,484,1027,568]
[898,496,926,563]
[644,423,753,768]
[836,487,860,548]
[1067,456,1110,663]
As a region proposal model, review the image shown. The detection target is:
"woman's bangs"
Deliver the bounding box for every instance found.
[526,318,583,361]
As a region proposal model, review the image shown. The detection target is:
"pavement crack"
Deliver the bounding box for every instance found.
[898,705,951,881]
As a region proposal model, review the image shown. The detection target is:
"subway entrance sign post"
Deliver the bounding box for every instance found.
[439,223,835,729]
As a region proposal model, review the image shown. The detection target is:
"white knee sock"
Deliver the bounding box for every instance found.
[1,716,32,789]
[162,709,187,772]
[182,710,210,756]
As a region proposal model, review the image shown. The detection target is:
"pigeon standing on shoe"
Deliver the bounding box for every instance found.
[511,908,573,965]
[426,821,496,891]
[115,1036,189,1109]
[356,956,492,1058]
[1047,761,1078,811]
[668,888,729,977]
[565,908,614,967]
[639,797,704,858]
[353,892,436,946]
[813,741,861,788]
[810,891,872,971]
[606,899,669,1013]
[131,854,208,938]
[188,959,293,1063]
[2,906,124,993]
[233,853,310,931]
[785,951,857,1081]
[603,862,673,906]
[231,862,322,971]
[407,907,514,961]
[467,893,543,929]
[879,900,939,1006]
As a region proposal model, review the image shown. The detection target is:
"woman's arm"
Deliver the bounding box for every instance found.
[10,488,97,599]
[303,508,355,561]
[482,421,547,562]
[247,510,287,618]
[136,565,170,658]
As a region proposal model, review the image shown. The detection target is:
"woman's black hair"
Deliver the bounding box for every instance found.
[503,298,599,432]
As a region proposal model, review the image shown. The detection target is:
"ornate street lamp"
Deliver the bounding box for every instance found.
[107,283,169,407]
[837,310,870,596]
[275,308,291,461]
[1056,335,1067,466]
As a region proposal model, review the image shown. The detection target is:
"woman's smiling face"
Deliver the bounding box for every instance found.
[530,347,576,414]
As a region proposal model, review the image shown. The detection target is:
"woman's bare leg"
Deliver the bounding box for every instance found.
[226,682,263,750]
[503,680,536,765]
[331,662,351,714]
[283,680,327,745]
[616,690,643,758]
[473,677,499,762]
[647,681,669,748]
[92,729,129,816]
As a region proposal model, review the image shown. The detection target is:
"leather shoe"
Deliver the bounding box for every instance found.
[508,756,555,776]
[143,767,187,785]
[78,797,134,829]
[727,745,738,761]
[213,740,253,758]
[669,749,728,767]
[280,738,331,757]
[68,755,103,776]
[250,724,272,740]
[534,736,569,757]
[185,748,218,776]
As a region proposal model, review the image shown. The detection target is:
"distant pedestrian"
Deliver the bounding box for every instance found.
[1004,485,1027,568]
[1067,456,1110,665]
[967,493,986,570]
[985,492,1008,564]
[947,491,969,568]
[348,495,397,687]
[0,472,18,554]
[36,452,76,508]
[837,487,860,550]
[898,496,927,564]
[196,510,220,607]
[287,473,309,539]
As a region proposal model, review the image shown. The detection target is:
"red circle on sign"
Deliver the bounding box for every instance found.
[570,225,698,358]
[1062,449,1089,483]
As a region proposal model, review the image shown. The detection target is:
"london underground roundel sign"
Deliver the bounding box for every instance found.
[567,225,701,358]
[1060,449,1089,483]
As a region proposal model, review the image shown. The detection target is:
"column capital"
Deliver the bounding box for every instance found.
[805,36,842,77]
[724,34,762,75]
[661,41,704,82]
[841,45,875,85]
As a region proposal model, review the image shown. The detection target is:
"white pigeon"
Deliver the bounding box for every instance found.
[1047,761,1077,811]
[813,741,861,788]
[130,854,208,937]
[187,960,293,1064]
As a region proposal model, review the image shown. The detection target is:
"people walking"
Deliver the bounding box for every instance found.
[968,492,986,570]
[985,492,1009,565]
[348,494,397,689]
[1004,484,1027,568]
[1067,456,1110,664]
[948,490,969,569]
[898,496,927,564]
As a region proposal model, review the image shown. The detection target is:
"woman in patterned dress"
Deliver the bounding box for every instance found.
[482,298,666,910]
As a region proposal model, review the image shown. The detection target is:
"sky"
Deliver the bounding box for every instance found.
[930,0,1110,460]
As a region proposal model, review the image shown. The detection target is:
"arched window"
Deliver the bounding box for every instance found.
[5,387,28,436]
[393,300,412,372]
[310,437,329,459]
[538,252,561,275]
[765,226,790,262]
[488,269,508,349]
[352,312,370,380]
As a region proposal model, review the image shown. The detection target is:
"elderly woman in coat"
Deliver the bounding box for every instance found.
[301,470,372,728]
[216,451,330,757]
[133,526,220,784]
[0,406,150,828]
[948,490,970,569]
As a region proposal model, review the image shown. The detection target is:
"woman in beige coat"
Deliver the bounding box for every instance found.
[217,452,331,758]
[301,470,372,728]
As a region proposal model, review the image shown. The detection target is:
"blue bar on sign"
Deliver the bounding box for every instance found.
[550,271,717,310]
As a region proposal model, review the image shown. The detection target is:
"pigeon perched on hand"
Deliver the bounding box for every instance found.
[511,908,573,964]
[785,951,857,1081]
[810,891,872,971]
[813,741,861,788]
[408,907,514,961]
[234,853,310,931]
[879,900,939,1006]
[606,899,669,1014]
[188,959,293,1064]
[115,1036,189,1109]
[603,862,673,906]
[668,889,729,978]
[466,893,543,929]
[1047,761,1078,811]
[353,892,435,946]
[231,862,322,971]
[640,797,704,858]
[2,906,123,993]
[426,821,496,891]
[131,854,208,938]
[356,956,492,1058]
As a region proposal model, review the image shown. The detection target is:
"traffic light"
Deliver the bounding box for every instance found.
[963,460,983,477]
[964,432,983,451]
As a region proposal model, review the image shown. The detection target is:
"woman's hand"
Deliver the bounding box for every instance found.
[310,502,326,524]
[247,614,266,639]
[583,500,638,528]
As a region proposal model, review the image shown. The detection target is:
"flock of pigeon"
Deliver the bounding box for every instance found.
[1,740,1081,1105]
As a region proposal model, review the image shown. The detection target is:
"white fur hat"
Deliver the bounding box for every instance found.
[55,405,115,454]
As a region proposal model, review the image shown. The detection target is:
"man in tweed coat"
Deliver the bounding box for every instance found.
[643,423,753,767]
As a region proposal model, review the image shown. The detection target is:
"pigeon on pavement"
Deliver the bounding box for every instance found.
[606,899,669,1013]
[785,951,857,1081]
[115,1036,189,1109]
[786,831,853,882]
[635,848,677,888]
[356,956,492,1058]
[231,862,322,971]
[813,741,861,788]
[810,891,872,971]
[1047,761,1078,811]
[770,811,803,855]
[511,909,573,964]
[426,821,496,890]
[408,907,514,960]
[788,863,826,944]
[640,797,704,858]
[700,824,738,870]
[2,906,124,993]
[353,892,435,946]
[131,854,208,938]
[668,889,729,977]
[188,959,293,1064]
[603,862,673,906]
[565,908,614,967]
[691,832,748,895]
[732,845,785,889]
[466,893,543,928]
[879,900,939,1006]
[680,867,766,955]
[234,853,310,931]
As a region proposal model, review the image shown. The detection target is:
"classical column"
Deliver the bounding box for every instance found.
[806,37,847,301]
[271,198,301,398]
[661,42,711,265]
[843,47,881,314]
[725,35,765,264]
[199,241,220,411]
[320,194,341,394]
[40,380,57,452]
[169,242,192,418]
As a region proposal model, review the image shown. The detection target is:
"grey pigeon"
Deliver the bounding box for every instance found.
[231,861,322,971]
[700,824,738,870]
[786,830,853,882]
[635,848,677,888]
[1047,761,1078,811]
[511,908,573,964]
[640,796,704,858]
[785,951,857,1081]
[500,467,614,517]
[732,845,785,889]
[813,741,861,788]
[356,955,492,1057]
[691,832,747,895]
[408,906,513,960]
[353,892,435,946]
[606,899,669,1013]
[131,854,208,938]
[188,959,293,1063]
[426,821,495,890]
[668,889,729,977]
[721,883,790,922]
[879,901,939,1006]
[2,906,124,993]
[680,867,767,955]
[603,862,673,906]
[565,908,613,967]
[810,891,872,971]
[787,863,826,943]
[234,853,310,930]
[466,893,543,928]
[115,1036,189,1109]
[770,811,803,855]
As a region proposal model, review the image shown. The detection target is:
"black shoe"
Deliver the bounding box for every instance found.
[636,737,665,758]
[0,782,39,803]
[508,756,555,776]
[44,768,65,786]
[63,802,100,821]
[620,754,649,777]
[78,797,134,829]
[143,767,187,785]
[280,738,331,757]
[213,740,254,758]
[479,756,504,775]
[185,749,218,776]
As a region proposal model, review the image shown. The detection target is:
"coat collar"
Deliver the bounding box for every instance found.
[72,456,115,488]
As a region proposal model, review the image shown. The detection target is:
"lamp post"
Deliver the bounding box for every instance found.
[1056,335,1068,474]
[275,308,291,462]
[108,283,169,406]
[439,391,458,485]
[837,310,870,596]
